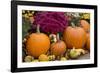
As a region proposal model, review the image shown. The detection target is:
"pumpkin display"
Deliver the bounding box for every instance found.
[80,20,90,32]
[26,25,50,58]
[50,34,66,56]
[63,25,87,49]
[86,33,90,50]
[23,11,91,62]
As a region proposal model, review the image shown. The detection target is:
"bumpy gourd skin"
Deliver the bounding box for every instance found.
[34,12,68,33]
[63,26,87,49]
[38,54,49,61]
[26,33,50,58]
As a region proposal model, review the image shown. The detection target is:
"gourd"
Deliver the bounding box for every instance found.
[38,54,49,61]
[69,47,86,59]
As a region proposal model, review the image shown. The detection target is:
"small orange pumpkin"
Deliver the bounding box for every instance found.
[80,20,90,32]
[63,25,87,49]
[86,33,90,50]
[26,25,50,58]
[50,34,66,56]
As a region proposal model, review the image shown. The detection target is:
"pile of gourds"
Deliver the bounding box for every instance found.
[22,10,90,62]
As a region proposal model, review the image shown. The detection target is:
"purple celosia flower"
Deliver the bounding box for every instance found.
[34,11,68,33]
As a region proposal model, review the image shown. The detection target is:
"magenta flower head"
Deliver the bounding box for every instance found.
[34,11,68,33]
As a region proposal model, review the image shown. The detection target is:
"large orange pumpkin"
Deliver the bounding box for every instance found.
[63,26,87,49]
[80,20,90,32]
[86,33,90,50]
[26,25,50,58]
[50,34,66,56]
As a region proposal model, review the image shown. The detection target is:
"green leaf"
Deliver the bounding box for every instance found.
[22,17,31,40]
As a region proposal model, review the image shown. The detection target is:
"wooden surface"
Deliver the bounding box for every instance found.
[78,53,90,60]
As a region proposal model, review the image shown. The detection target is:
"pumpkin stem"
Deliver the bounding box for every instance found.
[37,24,40,33]
[57,33,60,42]
[71,22,76,28]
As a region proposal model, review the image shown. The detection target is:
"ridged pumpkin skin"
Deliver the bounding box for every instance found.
[86,33,90,50]
[63,26,86,49]
[50,41,66,56]
[80,20,90,32]
[26,33,50,58]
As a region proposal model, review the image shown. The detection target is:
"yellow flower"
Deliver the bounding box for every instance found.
[24,14,29,19]
[22,10,25,14]
[82,13,90,19]
[28,13,33,17]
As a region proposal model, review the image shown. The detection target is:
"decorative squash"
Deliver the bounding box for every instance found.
[69,47,81,59]
[48,55,56,61]
[32,59,39,62]
[50,33,66,56]
[26,25,50,58]
[69,47,86,59]
[60,57,67,61]
[24,55,34,62]
[38,54,49,61]
[63,24,87,49]
[80,20,90,32]
[86,33,90,50]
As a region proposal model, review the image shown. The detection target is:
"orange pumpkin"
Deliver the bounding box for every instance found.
[80,20,90,32]
[86,33,90,50]
[63,26,87,49]
[50,34,66,56]
[26,25,50,58]
[50,41,66,56]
